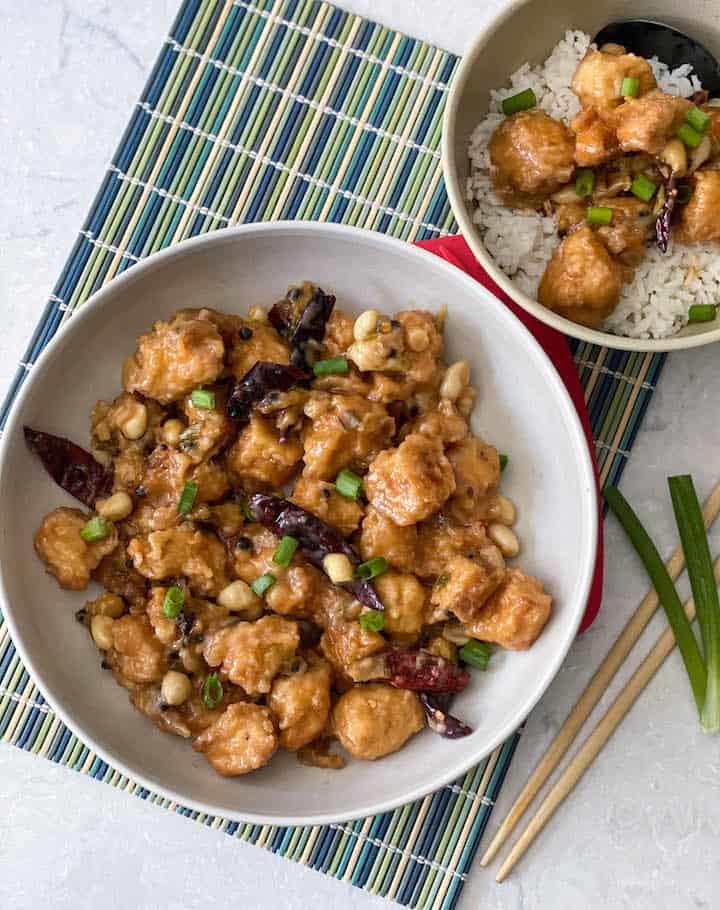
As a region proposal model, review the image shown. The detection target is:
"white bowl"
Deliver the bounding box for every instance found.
[441,0,720,352]
[0,222,597,825]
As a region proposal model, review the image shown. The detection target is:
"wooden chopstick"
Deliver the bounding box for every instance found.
[495,554,720,882]
[481,481,720,867]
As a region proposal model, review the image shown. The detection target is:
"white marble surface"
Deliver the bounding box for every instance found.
[1,1,719,908]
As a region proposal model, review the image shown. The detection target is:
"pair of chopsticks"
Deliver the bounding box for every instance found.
[481,482,720,881]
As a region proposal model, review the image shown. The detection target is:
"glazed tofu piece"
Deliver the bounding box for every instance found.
[364,433,456,526]
[109,614,167,684]
[179,389,235,464]
[415,514,491,579]
[332,684,425,760]
[538,226,622,327]
[615,90,691,155]
[446,437,500,520]
[140,443,229,509]
[291,475,364,536]
[127,526,230,597]
[489,110,576,203]
[678,170,720,243]
[571,47,656,111]
[123,313,225,404]
[429,552,505,623]
[358,505,418,573]
[203,615,299,695]
[226,415,303,487]
[34,507,118,590]
[405,399,468,445]
[301,394,395,480]
[464,568,552,650]
[320,619,386,678]
[268,657,333,751]
[373,570,428,644]
[194,703,279,776]
[571,107,619,167]
[227,319,290,378]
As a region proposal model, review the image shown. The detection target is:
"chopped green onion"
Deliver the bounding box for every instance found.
[191,388,215,409]
[251,572,276,597]
[586,206,613,226]
[162,585,185,619]
[668,475,720,732]
[686,106,711,134]
[313,356,349,377]
[239,495,255,522]
[459,639,492,671]
[501,88,537,116]
[356,557,389,580]
[678,123,703,148]
[177,480,198,515]
[202,673,223,710]
[630,174,657,203]
[575,168,595,198]
[499,453,509,472]
[359,610,385,632]
[688,304,717,324]
[620,76,640,98]
[335,468,363,500]
[273,535,299,568]
[80,516,112,543]
[676,183,694,205]
[604,486,706,714]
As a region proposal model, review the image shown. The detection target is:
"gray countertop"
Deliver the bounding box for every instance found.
[1,2,719,908]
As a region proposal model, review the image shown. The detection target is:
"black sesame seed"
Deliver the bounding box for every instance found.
[408,405,419,418]
[236,536,252,550]
[158,444,168,451]
[176,611,195,637]
[388,347,397,357]
[321,488,331,499]
[101,659,111,670]
[75,608,88,624]
[239,326,253,341]
[159,702,170,712]
[169,649,179,660]
[191,633,205,644]
[135,485,147,497]
[390,319,401,329]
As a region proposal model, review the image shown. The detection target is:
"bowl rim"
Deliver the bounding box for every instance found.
[441,0,720,353]
[0,220,598,825]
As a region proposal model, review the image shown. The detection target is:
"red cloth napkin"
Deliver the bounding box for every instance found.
[416,235,603,634]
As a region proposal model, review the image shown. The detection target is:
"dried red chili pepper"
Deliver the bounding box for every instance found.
[226,361,307,423]
[420,693,473,739]
[269,286,335,369]
[385,649,470,694]
[24,426,113,508]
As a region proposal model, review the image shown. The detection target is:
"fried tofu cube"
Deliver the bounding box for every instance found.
[365,433,456,526]
[194,703,278,776]
[34,507,118,591]
[226,415,303,487]
[464,569,552,650]
[359,505,417,573]
[332,684,425,760]
[571,47,656,112]
[430,552,506,623]
[373,570,428,644]
[678,170,720,244]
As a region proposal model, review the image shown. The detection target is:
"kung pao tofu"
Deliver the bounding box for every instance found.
[489,42,720,328]
[26,285,553,776]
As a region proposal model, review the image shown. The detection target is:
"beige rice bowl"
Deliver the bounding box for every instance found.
[467,30,720,340]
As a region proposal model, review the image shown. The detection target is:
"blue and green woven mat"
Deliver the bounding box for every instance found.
[0,1,665,907]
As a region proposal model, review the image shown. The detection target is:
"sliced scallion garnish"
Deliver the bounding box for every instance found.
[177,480,198,515]
[80,516,112,543]
[162,585,185,619]
[678,122,703,149]
[459,639,492,671]
[501,88,537,116]
[604,486,706,714]
[359,610,385,632]
[273,535,299,568]
[499,453,509,472]
[686,106,711,134]
[587,206,613,226]
[668,475,720,732]
[202,673,223,710]
[251,572,276,597]
[313,356,349,377]
[356,557,389,580]
[688,304,717,324]
[630,174,657,203]
[191,388,215,409]
[620,76,640,98]
[575,169,595,198]
[335,468,363,500]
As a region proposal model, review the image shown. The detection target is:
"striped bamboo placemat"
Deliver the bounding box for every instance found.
[0,1,666,907]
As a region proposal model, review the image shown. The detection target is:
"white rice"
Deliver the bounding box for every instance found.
[466,30,718,339]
